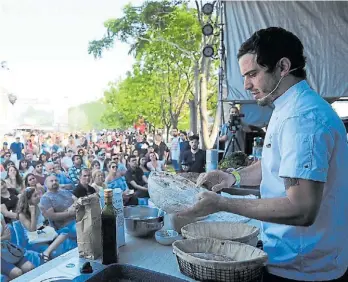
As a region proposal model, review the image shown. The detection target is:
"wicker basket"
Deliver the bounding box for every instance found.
[148,171,206,213]
[172,238,267,282]
[181,222,259,246]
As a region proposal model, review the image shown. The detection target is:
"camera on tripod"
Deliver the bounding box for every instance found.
[228,113,245,133]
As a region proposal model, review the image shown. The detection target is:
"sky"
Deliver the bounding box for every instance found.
[0,0,347,125]
[0,0,144,114]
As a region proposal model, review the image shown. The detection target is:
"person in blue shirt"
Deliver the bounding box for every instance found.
[179,27,348,282]
[10,137,24,161]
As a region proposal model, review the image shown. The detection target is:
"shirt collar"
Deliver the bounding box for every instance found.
[273,80,309,112]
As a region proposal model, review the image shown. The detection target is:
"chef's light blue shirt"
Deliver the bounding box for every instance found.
[260,80,348,281]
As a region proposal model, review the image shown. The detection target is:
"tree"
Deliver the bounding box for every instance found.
[89,1,199,134]
[101,69,162,129]
[101,65,190,138]
[89,0,220,148]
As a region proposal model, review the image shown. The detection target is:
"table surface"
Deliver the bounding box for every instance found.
[13,219,261,282]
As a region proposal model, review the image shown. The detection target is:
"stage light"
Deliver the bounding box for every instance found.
[203,45,215,57]
[202,2,214,15]
[202,23,214,36]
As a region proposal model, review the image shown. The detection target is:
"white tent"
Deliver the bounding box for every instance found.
[223,1,348,125]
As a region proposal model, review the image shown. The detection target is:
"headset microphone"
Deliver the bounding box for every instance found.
[256,66,301,102]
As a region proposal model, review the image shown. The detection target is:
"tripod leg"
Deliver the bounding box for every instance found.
[223,137,232,159]
[235,137,241,152]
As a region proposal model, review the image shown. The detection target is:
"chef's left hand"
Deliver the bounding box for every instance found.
[177,191,222,218]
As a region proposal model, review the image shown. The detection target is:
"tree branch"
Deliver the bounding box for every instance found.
[138,36,194,59]
[195,1,203,26]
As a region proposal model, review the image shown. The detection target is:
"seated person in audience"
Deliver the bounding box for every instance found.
[90,169,107,192]
[1,213,35,281]
[144,145,157,162]
[39,175,77,239]
[5,166,24,194]
[139,155,151,178]
[24,173,46,197]
[111,153,127,176]
[90,160,101,172]
[61,149,73,172]
[46,162,73,190]
[72,169,96,199]
[68,155,86,186]
[18,159,30,177]
[17,187,68,263]
[105,161,136,205]
[2,160,15,172]
[147,152,166,172]
[0,179,19,223]
[125,155,149,198]
[32,161,46,186]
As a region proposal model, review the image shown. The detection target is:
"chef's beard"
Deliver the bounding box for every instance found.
[257,92,276,107]
[256,75,283,107]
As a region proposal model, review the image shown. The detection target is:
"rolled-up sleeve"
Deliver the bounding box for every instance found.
[278,116,334,182]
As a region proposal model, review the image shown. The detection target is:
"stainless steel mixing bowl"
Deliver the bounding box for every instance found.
[124,206,164,237]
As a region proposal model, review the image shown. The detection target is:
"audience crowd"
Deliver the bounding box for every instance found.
[0,128,206,280]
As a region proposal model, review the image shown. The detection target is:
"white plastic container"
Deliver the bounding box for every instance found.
[99,188,125,248]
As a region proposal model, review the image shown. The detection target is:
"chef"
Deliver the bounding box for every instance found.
[179,27,348,282]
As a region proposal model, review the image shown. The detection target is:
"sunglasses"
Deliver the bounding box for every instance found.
[112,157,119,160]
[111,166,117,169]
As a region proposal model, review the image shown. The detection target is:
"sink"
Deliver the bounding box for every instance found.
[84,264,188,282]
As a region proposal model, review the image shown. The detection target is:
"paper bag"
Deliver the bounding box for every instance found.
[76,194,102,259]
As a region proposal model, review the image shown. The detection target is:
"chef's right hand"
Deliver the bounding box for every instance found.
[197,170,236,193]
[177,191,222,218]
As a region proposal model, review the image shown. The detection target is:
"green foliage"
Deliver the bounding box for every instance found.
[219,151,249,170]
[101,66,191,130]
[88,0,218,133]
[91,1,202,131]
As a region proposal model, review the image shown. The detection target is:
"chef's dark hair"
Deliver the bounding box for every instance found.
[237,27,306,79]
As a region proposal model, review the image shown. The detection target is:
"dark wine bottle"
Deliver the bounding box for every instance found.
[101,189,118,265]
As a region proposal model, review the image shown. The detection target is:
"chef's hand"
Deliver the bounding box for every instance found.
[177,191,222,218]
[197,170,236,192]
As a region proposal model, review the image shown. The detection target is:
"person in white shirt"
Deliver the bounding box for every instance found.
[61,149,73,172]
[170,128,180,172]
[179,27,348,281]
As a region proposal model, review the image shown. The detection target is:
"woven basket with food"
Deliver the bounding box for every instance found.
[172,238,267,282]
[181,222,259,246]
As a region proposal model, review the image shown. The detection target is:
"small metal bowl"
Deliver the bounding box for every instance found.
[124,206,164,237]
[155,230,179,246]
